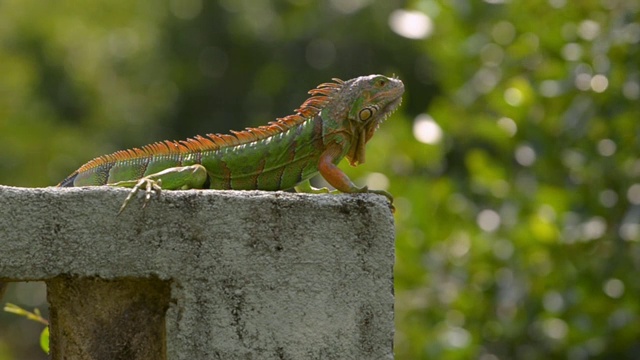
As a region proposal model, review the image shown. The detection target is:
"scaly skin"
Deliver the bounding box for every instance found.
[58,74,405,212]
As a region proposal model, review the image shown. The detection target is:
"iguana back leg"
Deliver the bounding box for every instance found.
[111,164,208,214]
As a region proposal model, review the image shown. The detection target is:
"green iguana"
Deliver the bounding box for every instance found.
[58,74,404,212]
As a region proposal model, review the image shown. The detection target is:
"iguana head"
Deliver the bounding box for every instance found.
[324,74,405,166]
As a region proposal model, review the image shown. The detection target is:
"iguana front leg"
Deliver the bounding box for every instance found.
[110,164,208,214]
[316,144,395,209]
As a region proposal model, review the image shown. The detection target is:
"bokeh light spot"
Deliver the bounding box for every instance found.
[542,318,568,340]
[575,73,592,91]
[581,216,606,241]
[627,183,640,205]
[590,74,609,93]
[623,80,640,100]
[504,87,523,106]
[473,68,501,93]
[480,43,504,66]
[603,278,625,298]
[540,80,562,97]
[497,117,517,136]
[389,9,433,40]
[561,43,582,61]
[597,139,616,156]
[491,21,516,45]
[619,222,640,242]
[548,0,566,8]
[622,22,640,44]
[515,144,536,166]
[364,172,390,191]
[578,19,600,41]
[543,291,565,313]
[440,326,471,349]
[413,114,443,144]
[599,189,618,208]
[477,209,501,232]
[449,233,472,258]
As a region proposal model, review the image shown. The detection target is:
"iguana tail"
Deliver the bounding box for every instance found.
[58,172,79,187]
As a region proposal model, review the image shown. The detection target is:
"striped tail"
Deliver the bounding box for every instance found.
[58,172,79,187]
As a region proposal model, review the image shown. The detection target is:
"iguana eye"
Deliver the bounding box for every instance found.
[359,108,374,121]
[375,78,387,87]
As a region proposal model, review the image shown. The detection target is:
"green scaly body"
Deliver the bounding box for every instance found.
[58,74,404,210]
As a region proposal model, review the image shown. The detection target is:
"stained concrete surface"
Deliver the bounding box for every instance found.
[0,185,395,359]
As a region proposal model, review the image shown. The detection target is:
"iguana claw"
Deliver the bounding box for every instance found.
[368,189,395,213]
[296,180,395,212]
[355,186,395,213]
[118,178,163,215]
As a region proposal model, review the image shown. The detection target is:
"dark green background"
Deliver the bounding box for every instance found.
[1,0,639,359]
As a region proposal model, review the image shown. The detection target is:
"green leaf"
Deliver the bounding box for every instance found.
[40,326,50,354]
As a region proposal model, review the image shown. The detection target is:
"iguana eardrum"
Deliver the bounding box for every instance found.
[58,74,404,212]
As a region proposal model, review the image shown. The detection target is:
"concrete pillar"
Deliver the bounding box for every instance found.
[0,185,395,359]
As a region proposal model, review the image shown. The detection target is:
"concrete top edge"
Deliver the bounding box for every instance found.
[0,184,395,282]
[0,184,393,211]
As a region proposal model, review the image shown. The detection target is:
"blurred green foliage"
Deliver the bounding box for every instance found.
[1,0,639,359]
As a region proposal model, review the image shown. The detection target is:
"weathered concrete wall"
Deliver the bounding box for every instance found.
[48,277,170,360]
[0,185,395,360]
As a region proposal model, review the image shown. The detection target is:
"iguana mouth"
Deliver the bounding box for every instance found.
[373,83,404,121]
[380,95,403,121]
[371,85,404,128]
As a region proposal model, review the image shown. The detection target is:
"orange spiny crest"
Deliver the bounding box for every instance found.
[229,130,245,140]
[217,134,237,145]
[280,117,299,126]
[204,133,232,147]
[266,121,285,131]
[308,88,332,96]
[193,135,215,147]
[180,138,203,152]
[250,127,269,137]
[76,78,344,172]
[164,140,178,151]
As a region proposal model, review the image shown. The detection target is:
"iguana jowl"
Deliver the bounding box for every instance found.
[58,74,404,212]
